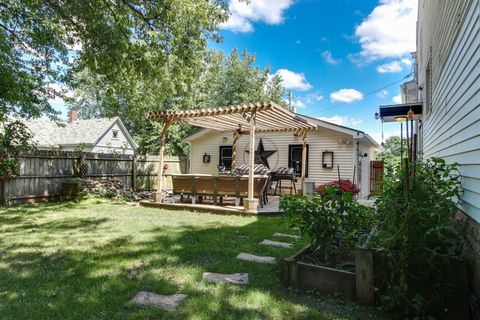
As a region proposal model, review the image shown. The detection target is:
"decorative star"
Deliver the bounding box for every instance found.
[247,138,276,168]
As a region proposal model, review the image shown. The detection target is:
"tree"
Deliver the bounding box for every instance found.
[377,136,402,178]
[1,0,229,124]
[132,48,288,155]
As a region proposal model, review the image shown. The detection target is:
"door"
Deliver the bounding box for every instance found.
[288,144,309,177]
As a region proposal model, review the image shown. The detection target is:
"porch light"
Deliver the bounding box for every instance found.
[407,108,415,119]
[395,116,407,122]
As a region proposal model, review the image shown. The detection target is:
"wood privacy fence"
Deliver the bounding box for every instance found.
[0,151,188,205]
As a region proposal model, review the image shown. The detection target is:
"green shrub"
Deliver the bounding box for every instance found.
[371,157,464,315]
[280,187,375,264]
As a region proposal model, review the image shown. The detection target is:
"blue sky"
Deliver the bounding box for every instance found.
[212,0,418,143]
[52,0,417,144]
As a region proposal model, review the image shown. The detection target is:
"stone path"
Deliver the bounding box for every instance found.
[259,239,293,248]
[236,252,276,264]
[272,232,301,240]
[128,291,187,311]
[202,272,249,285]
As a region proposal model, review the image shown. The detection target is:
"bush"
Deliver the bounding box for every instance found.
[280,186,375,264]
[315,179,360,195]
[370,157,464,315]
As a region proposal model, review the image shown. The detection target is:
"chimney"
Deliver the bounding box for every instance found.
[69,109,77,123]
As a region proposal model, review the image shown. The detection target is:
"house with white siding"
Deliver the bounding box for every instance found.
[183,114,379,199]
[18,110,137,154]
[382,0,480,306]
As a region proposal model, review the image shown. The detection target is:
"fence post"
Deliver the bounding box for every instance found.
[131,154,137,192]
[0,178,5,206]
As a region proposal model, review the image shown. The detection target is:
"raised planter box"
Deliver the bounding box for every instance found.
[281,246,470,319]
[280,245,357,301]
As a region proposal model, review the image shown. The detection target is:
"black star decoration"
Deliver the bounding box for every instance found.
[247,138,276,168]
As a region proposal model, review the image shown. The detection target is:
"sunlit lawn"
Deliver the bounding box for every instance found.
[0,199,382,319]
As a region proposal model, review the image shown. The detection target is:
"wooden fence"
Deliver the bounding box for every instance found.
[0,151,188,205]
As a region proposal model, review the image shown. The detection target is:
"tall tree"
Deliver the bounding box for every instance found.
[377,136,402,178]
[0,0,229,124]
[133,48,287,155]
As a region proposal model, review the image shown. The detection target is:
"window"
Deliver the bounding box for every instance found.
[288,144,309,177]
[219,146,233,170]
[112,129,119,139]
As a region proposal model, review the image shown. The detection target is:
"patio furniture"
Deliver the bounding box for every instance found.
[170,174,269,207]
[271,167,297,195]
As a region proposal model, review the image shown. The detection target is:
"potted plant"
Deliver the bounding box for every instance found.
[279,183,375,300]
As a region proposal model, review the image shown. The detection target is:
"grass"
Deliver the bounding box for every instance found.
[0,199,383,319]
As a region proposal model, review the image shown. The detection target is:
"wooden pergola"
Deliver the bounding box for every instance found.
[147,101,317,213]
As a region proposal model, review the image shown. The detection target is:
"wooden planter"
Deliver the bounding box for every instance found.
[280,245,357,301]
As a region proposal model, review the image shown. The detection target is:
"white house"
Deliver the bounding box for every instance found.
[19,110,137,154]
[183,114,379,199]
[381,0,480,306]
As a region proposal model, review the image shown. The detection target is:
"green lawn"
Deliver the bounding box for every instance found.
[0,200,382,319]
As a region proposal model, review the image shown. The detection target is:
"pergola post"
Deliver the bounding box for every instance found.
[154,121,171,203]
[244,111,258,214]
[232,131,240,169]
[301,129,308,194]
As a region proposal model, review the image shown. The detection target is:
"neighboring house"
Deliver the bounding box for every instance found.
[183,114,379,199]
[19,110,137,154]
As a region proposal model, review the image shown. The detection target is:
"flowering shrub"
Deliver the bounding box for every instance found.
[315,179,360,195]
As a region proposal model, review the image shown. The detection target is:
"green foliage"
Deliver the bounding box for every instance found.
[376,136,401,178]
[0,117,35,177]
[194,49,287,109]
[1,0,228,121]
[280,187,376,263]
[61,179,81,186]
[371,157,464,316]
[127,48,287,155]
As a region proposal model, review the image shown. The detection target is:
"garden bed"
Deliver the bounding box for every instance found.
[280,245,357,301]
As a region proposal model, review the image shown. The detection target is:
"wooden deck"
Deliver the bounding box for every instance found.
[140,196,282,216]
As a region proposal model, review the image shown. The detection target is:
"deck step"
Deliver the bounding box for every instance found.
[236,252,276,264]
[259,239,293,248]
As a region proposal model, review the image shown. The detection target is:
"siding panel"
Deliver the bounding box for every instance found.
[418,0,480,221]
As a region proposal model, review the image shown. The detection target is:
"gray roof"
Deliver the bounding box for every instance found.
[14,117,136,148]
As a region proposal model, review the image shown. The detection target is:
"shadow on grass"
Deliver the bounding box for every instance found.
[0,204,381,320]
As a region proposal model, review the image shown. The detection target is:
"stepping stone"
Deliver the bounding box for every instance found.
[236,252,276,264]
[272,232,301,240]
[128,291,186,311]
[202,272,249,285]
[260,239,293,248]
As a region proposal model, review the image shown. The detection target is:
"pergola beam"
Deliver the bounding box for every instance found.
[155,120,171,203]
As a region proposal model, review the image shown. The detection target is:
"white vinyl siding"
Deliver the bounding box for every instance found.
[189,128,362,193]
[418,0,480,221]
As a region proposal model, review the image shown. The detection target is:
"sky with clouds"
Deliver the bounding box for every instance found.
[51,0,417,144]
[213,0,418,143]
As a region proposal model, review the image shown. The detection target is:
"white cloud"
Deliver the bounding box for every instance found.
[321,50,341,65]
[292,99,305,108]
[330,88,363,103]
[275,69,312,91]
[376,89,389,98]
[353,0,417,61]
[376,60,403,73]
[221,0,293,33]
[401,58,413,65]
[371,130,400,145]
[305,91,324,104]
[318,115,363,127]
[392,94,402,104]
